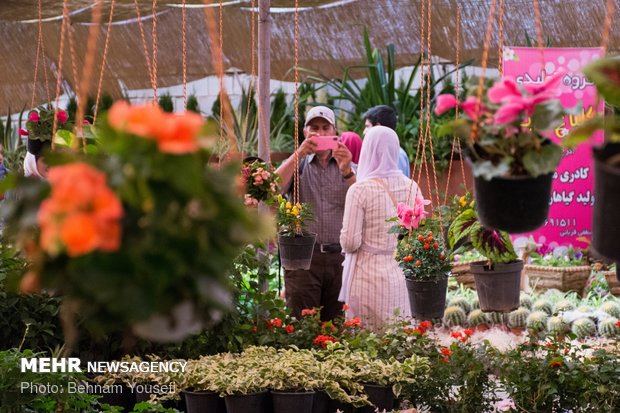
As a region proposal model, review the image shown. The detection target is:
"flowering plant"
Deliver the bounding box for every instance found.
[395,225,451,281]
[1,101,270,340]
[275,194,314,236]
[435,75,569,180]
[241,160,280,207]
[23,106,73,144]
[529,245,587,267]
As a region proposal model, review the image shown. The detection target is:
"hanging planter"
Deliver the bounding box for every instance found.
[592,143,620,262]
[473,172,554,234]
[405,277,448,320]
[470,260,523,312]
[278,233,317,270]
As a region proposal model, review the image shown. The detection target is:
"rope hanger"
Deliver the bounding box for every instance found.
[293,0,301,210]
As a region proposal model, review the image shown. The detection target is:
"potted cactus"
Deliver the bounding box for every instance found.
[526,310,549,333]
[443,306,467,328]
[571,318,596,339]
[467,309,490,331]
[598,317,620,337]
[508,307,530,335]
[449,204,522,312]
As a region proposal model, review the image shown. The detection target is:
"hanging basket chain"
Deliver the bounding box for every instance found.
[93,0,116,125]
[51,0,70,150]
[73,0,104,151]
[241,0,257,160]
[66,12,80,102]
[133,0,156,95]
[498,0,505,76]
[600,0,616,54]
[30,0,43,109]
[532,0,545,67]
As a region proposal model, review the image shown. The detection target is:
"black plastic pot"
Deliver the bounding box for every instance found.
[327,399,354,413]
[312,391,329,413]
[405,276,448,320]
[272,390,315,413]
[592,143,620,262]
[225,391,269,413]
[357,384,394,413]
[184,390,226,413]
[278,233,317,270]
[473,172,553,234]
[470,260,523,312]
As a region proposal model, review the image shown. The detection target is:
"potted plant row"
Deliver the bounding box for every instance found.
[523,244,591,294]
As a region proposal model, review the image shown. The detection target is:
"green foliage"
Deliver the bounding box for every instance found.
[448,206,517,264]
[443,306,466,328]
[158,94,174,113]
[186,94,200,114]
[508,307,530,329]
[395,225,451,281]
[1,108,27,174]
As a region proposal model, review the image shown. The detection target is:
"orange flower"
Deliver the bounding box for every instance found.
[301,308,317,317]
[419,320,433,329]
[440,348,452,357]
[549,360,563,369]
[60,213,99,257]
[108,101,163,139]
[344,317,362,328]
[155,112,202,154]
[451,331,463,339]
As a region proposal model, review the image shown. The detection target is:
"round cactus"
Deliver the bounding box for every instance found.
[467,309,488,327]
[576,305,593,314]
[447,297,471,314]
[443,306,467,328]
[526,311,549,331]
[571,317,596,339]
[532,299,553,316]
[508,307,531,329]
[488,311,508,325]
[598,317,620,337]
[470,297,480,310]
[553,299,575,315]
[601,301,620,319]
[547,316,569,336]
[519,293,533,310]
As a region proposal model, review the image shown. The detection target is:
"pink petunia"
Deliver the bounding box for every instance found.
[434,94,458,115]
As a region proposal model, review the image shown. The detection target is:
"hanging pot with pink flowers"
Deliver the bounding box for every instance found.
[435,74,574,234]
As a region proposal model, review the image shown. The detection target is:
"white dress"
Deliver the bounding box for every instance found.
[340,174,419,330]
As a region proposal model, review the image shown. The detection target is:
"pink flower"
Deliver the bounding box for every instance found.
[460,96,486,120]
[261,171,270,180]
[28,112,40,123]
[487,77,522,104]
[434,94,458,115]
[57,110,68,124]
[397,203,415,229]
[523,71,563,96]
[244,194,258,207]
[495,398,516,412]
[18,128,29,136]
[253,176,263,185]
[493,101,527,124]
[397,196,431,230]
[83,119,91,125]
[242,167,251,178]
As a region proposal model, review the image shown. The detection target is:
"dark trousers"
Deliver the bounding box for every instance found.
[284,248,344,322]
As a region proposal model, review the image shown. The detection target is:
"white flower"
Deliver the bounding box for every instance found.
[503,48,516,61]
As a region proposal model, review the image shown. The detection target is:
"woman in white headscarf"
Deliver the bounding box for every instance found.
[339,126,423,330]
[23,138,49,179]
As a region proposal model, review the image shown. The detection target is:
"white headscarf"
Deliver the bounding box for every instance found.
[356,126,403,182]
[23,152,45,179]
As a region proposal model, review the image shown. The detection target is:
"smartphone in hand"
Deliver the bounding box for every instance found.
[313,136,339,151]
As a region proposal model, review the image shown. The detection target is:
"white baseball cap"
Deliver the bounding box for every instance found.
[304,106,336,127]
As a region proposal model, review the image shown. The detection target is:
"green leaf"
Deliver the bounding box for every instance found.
[522,144,563,177]
[54,129,75,147]
[471,226,517,263]
[448,208,478,249]
[437,118,470,138]
[530,100,564,131]
[583,55,620,106]
[563,117,608,147]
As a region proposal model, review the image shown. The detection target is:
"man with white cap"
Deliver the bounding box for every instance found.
[276,106,355,321]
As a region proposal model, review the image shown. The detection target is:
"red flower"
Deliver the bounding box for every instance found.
[424,243,430,250]
[616,321,620,328]
[415,327,426,334]
[450,331,463,339]
[463,329,474,337]
[322,321,336,331]
[28,112,40,123]
[285,324,295,334]
[342,303,350,311]
[549,360,563,369]
[440,348,452,357]
[403,328,414,335]
[272,318,282,328]
[433,242,439,249]
[301,308,317,317]
[344,317,362,328]
[415,260,422,266]
[403,255,413,262]
[57,110,68,124]
[419,321,433,329]
[313,335,337,347]
[18,128,29,136]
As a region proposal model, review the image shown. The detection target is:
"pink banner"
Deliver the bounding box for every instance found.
[502,47,604,248]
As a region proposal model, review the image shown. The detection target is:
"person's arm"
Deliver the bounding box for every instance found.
[275,139,317,194]
[340,185,364,253]
[333,142,356,187]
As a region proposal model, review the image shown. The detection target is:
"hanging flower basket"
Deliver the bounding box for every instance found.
[471,260,523,312]
[405,276,448,320]
[592,143,620,262]
[473,172,554,234]
[523,264,591,294]
[278,233,317,270]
